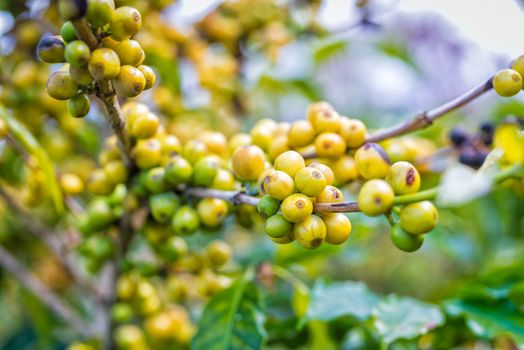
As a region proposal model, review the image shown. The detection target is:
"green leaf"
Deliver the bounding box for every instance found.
[192,268,267,350]
[436,164,493,207]
[373,295,445,344]
[305,280,380,322]
[313,39,348,64]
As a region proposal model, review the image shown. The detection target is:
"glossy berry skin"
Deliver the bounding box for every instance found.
[493,69,523,97]
[308,163,334,186]
[131,111,159,139]
[206,240,232,267]
[37,35,65,63]
[161,236,188,262]
[386,161,420,195]
[229,133,252,153]
[399,201,438,234]
[110,6,142,41]
[88,48,120,81]
[138,65,155,89]
[357,179,394,216]
[274,150,305,178]
[355,143,391,179]
[198,131,229,158]
[144,167,168,194]
[231,145,266,181]
[210,169,236,190]
[390,225,424,252]
[281,194,313,223]
[257,195,280,218]
[265,214,293,238]
[262,170,295,200]
[69,65,93,85]
[314,132,346,158]
[161,135,182,156]
[331,156,359,185]
[511,55,524,78]
[323,213,352,245]
[65,40,90,68]
[165,156,193,185]
[87,169,114,195]
[183,140,208,164]
[132,138,162,169]
[270,231,295,244]
[307,101,339,132]
[192,156,220,186]
[339,117,367,148]
[67,94,90,118]
[115,39,144,66]
[86,0,115,28]
[288,120,315,148]
[113,65,146,98]
[294,166,327,197]
[59,173,84,195]
[172,206,200,235]
[60,21,77,42]
[197,198,228,227]
[149,192,179,224]
[316,185,344,203]
[103,160,128,185]
[293,215,326,249]
[46,71,78,100]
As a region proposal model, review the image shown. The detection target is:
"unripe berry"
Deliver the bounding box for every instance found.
[165,156,193,185]
[331,156,359,184]
[270,231,295,244]
[386,161,420,195]
[493,69,523,97]
[132,138,162,169]
[65,40,90,68]
[115,39,144,66]
[144,167,168,194]
[87,0,115,28]
[115,325,146,349]
[314,132,346,158]
[60,21,77,42]
[206,240,232,267]
[294,166,327,197]
[69,65,93,85]
[262,170,295,200]
[231,145,266,181]
[274,150,305,178]
[37,35,65,63]
[88,48,120,81]
[161,236,188,262]
[58,0,87,21]
[192,155,221,186]
[87,168,114,195]
[511,55,524,78]
[172,206,200,235]
[149,192,179,224]
[67,94,90,118]
[267,135,290,161]
[198,131,228,158]
[339,117,367,148]
[229,133,252,153]
[357,179,394,216]
[250,125,273,151]
[307,101,339,132]
[138,65,155,90]
[103,159,128,185]
[257,195,280,218]
[293,215,326,249]
[288,120,315,148]
[210,169,236,190]
[355,143,390,179]
[183,140,208,164]
[323,213,352,245]
[161,135,182,156]
[132,111,159,139]
[399,201,438,235]
[46,71,78,100]
[281,193,313,223]
[59,173,84,195]
[316,185,344,203]
[197,198,228,227]
[308,163,334,186]
[110,6,142,41]
[113,65,146,98]
[390,225,424,252]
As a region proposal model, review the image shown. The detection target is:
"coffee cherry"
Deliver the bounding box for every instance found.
[281,193,313,223]
[308,163,334,186]
[197,198,228,227]
[138,65,155,89]
[399,201,438,234]
[493,69,523,97]
[206,240,231,267]
[87,169,114,195]
[65,40,90,68]
[87,0,115,28]
[231,145,266,181]
[46,71,78,100]
[132,138,162,169]
[101,161,126,187]
[131,111,159,139]
[197,131,228,158]
[265,214,293,238]
[110,6,142,41]
[144,167,167,194]
[293,215,326,249]
[113,65,146,98]
[274,150,305,178]
[511,55,524,78]
[229,133,252,152]
[172,206,200,235]
[59,173,84,195]
[165,156,193,185]
[358,179,394,216]
[69,65,93,85]
[270,231,295,244]
[58,0,87,20]
[267,135,290,162]
[115,39,144,66]
[211,169,236,190]
[150,192,179,224]
[161,135,182,156]
[262,170,295,200]
[192,156,220,186]
[355,143,390,179]
[115,325,146,349]
[294,166,327,196]
[316,185,344,203]
[323,213,352,245]
[331,156,359,184]
[67,94,90,118]
[386,161,420,195]
[307,101,339,132]
[250,125,273,151]
[161,236,188,262]
[183,140,208,164]
[314,132,346,158]
[60,21,77,42]
[36,35,65,63]
[288,120,315,148]
[257,195,280,218]
[390,225,424,252]
[339,117,367,148]
[88,48,120,81]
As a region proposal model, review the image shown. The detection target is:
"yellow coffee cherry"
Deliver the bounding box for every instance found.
[197,198,228,227]
[198,131,228,158]
[281,193,313,223]
[115,325,146,349]
[294,166,327,197]
[288,120,315,148]
[101,36,120,50]
[314,132,346,158]
[144,312,174,340]
[399,201,438,235]
[293,214,326,249]
[161,134,182,156]
[355,142,390,179]
[86,0,114,28]
[274,150,305,178]
[274,122,291,137]
[323,213,352,245]
[69,65,93,85]
[250,124,274,151]
[267,135,290,161]
[103,159,128,185]
[386,161,420,195]
[358,179,394,216]
[88,48,120,81]
[110,6,142,41]
[183,140,208,164]
[132,138,162,169]
[132,111,159,139]
[308,163,334,185]
[113,65,146,98]
[316,185,344,203]
[206,240,232,267]
[229,133,252,152]
[122,101,148,127]
[115,39,144,66]
[59,173,84,195]
[211,169,236,190]
[262,170,295,200]
[46,71,78,100]
[137,65,155,89]
[511,55,524,77]
[231,145,266,181]
[87,169,114,195]
[331,156,359,185]
[307,101,338,131]
[339,117,367,148]
[493,69,523,97]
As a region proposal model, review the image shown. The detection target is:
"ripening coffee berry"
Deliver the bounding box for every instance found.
[87,169,114,195]
[211,169,236,190]
[294,166,327,197]
[339,117,367,148]
[386,161,420,195]
[161,135,181,156]
[257,195,280,218]
[69,65,93,85]
[58,0,87,20]
[197,198,228,227]
[355,143,390,179]
[399,201,438,234]
[65,40,90,67]
[198,131,229,158]
[307,101,339,131]
[87,0,115,28]
[46,71,78,100]
[60,21,77,42]
[231,145,266,181]
[115,39,144,66]
[138,65,155,89]
[132,138,162,169]
[229,133,252,153]
[172,206,200,235]
[37,35,66,63]
[103,159,128,185]
[144,167,168,194]
[274,150,305,178]
[165,156,193,185]
[88,48,120,81]
[192,156,220,186]
[250,125,273,151]
[493,69,523,97]
[183,140,208,164]
[161,236,188,262]
[357,179,394,216]
[293,215,326,249]
[110,6,142,41]
[267,135,290,161]
[331,156,359,184]
[323,213,352,245]
[314,132,346,158]
[270,231,295,244]
[67,94,90,118]
[265,214,293,238]
[262,170,295,200]
[113,65,146,98]
[308,163,334,185]
[59,173,84,195]
[316,185,344,203]
[206,240,232,267]
[511,55,524,78]
[288,120,315,148]
[149,192,179,224]
[281,193,313,223]
[390,225,424,252]
[131,112,159,139]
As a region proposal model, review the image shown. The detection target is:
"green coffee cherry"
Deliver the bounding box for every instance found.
[160,236,188,262]
[58,0,87,20]
[69,65,94,85]
[144,167,168,194]
[112,302,133,323]
[87,0,115,28]
[390,225,424,252]
[165,156,193,185]
[37,36,65,63]
[80,235,114,260]
[149,192,180,224]
[206,240,232,267]
[257,195,280,218]
[110,6,142,41]
[65,40,91,67]
[192,156,220,186]
[399,201,438,235]
[67,94,90,118]
[172,206,200,235]
[265,214,292,238]
[60,21,77,42]
[46,71,78,100]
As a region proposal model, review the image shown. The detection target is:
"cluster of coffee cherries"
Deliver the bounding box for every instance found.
[492,55,524,97]
[36,0,155,118]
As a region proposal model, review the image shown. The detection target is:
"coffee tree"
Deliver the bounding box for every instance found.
[0,0,523,349]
